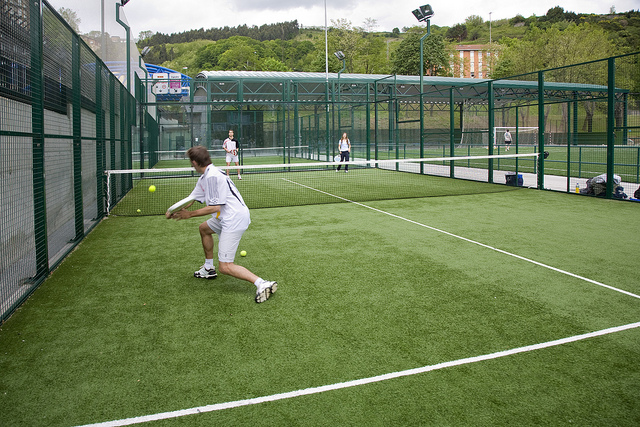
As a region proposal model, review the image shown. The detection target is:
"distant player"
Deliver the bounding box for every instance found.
[166,145,277,303]
[223,129,241,179]
[336,132,351,172]
[504,129,512,151]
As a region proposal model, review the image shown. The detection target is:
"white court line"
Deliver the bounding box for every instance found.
[78,322,640,427]
[283,179,640,300]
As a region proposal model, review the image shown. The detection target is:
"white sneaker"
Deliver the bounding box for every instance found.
[238,175,242,180]
[194,265,217,279]
[255,280,277,303]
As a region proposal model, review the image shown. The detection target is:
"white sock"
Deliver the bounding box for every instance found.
[254,278,264,288]
[205,259,214,269]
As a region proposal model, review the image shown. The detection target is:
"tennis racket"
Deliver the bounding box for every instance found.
[167,195,196,214]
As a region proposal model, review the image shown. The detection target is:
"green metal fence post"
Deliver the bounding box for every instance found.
[449,88,455,178]
[72,33,84,241]
[96,62,105,214]
[110,75,116,173]
[366,83,371,161]
[294,82,299,164]
[487,81,494,183]
[566,101,571,192]
[572,95,578,146]
[325,80,330,162]
[537,71,545,189]
[515,105,519,174]
[606,57,615,198]
[30,0,48,279]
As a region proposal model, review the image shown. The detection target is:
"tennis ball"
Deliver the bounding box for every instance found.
[148,185,156,193]
[137,209,141,213]
[240,250,247,257]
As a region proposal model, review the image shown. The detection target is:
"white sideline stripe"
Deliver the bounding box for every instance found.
[78,322,640,427]
[283,179,640,300]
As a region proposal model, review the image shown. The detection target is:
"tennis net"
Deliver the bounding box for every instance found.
[106,153,539,216]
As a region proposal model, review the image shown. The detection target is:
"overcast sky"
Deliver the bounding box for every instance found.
[48,0,638,37]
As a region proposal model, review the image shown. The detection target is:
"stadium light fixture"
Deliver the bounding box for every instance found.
[121,0,130,6]
[412,4,434,22]
[334,51,346,61]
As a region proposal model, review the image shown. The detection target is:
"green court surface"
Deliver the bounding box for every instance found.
[1,189,639,426]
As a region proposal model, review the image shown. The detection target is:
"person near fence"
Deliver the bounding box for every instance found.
[336,132,351,172]
[166,146,277,303]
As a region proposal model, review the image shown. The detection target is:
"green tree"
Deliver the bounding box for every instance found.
[137,31,154,42]
[465,15,484,40]
[58,7,80,33]
[328,19,361,73]
[195,36,265,71]
[493,22,620,78]
[261,57,291,72]
[446,23,467,42]
[391,30,448,76]
[356,35,388,74]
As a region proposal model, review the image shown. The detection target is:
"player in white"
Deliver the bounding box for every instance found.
[166,145,277,303]
[223,129,241,179]
[504,129,512,151]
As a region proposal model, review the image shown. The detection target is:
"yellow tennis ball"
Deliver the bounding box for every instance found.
[240,250,247,257]
[137,209,141,213]
[148,185,156,193]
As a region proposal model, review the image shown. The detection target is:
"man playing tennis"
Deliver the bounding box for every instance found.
[223,129,241,180]
[166,145,277,303]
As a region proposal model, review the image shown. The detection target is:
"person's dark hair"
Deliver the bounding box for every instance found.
[187,146,212,167]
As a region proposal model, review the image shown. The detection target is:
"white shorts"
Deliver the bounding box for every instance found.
[206,218,246,263]
[226,153,239,163]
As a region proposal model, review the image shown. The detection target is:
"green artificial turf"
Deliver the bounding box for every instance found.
[1,189,639,426]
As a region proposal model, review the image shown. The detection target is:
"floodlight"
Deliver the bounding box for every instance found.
[412,4,434,22]
[334,51,346,60]
[121,0,130,5]
[140,46,151,57]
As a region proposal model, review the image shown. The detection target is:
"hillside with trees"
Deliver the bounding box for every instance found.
[133,8,640,79]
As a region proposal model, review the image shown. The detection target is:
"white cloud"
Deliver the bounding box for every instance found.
[47,0,638,37]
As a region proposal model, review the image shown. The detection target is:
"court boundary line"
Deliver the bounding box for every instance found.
[283,179,640,300]
[77,322,640,427]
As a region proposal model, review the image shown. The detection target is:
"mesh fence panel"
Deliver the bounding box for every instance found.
[0,1,141,322]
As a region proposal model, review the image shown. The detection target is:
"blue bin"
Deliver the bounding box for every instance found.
[505,172,523,187]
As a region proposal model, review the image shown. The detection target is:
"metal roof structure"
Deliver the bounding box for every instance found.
[193,70,615,106]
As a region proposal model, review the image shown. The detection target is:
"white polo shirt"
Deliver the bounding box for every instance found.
[189,164,250,232]
[223,137,238,153]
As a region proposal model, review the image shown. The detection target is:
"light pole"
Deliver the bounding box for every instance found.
[115,2,130,93]
[334,51,346,132]
[489,12,492,44]
[412,4,434,171]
